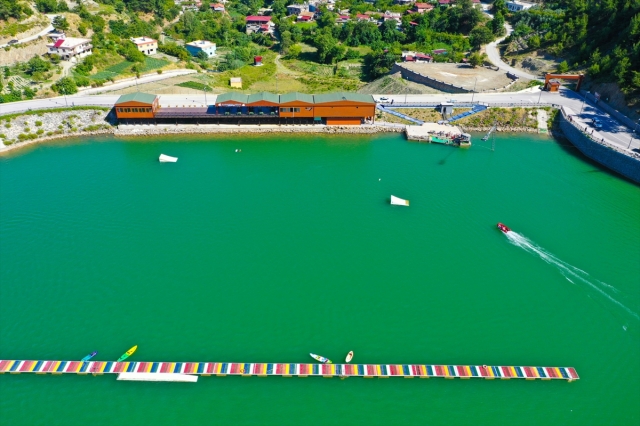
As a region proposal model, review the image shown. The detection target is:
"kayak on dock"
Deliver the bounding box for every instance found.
[81,351,97,362]
[310,353,332,364]
[345,351,354,363]
[117,346,138,362]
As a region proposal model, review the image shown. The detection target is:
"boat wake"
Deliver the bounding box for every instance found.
[505,231,639,320]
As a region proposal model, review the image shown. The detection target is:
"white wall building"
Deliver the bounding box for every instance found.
[130,37,158,55]
[46,36,92,61]
[506,1,535,12]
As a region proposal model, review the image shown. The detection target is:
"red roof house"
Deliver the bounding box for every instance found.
[246,16,272,24]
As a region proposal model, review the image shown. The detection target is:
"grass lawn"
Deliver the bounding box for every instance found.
[457,108,539,128]
[212,51,277,90]
[389,108,443,122]
[90,57,170,80]
[176,81,212,91]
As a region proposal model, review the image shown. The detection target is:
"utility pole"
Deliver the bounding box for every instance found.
[580,92,588,114]
[61,86,68,107]
[203,85,208,105]
[537,85,543,104]
[471,77,477,103]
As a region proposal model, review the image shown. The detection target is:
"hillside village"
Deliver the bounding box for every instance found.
[0,0,638,115]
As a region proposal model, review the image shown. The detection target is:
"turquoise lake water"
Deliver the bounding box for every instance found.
[1,133,639,425]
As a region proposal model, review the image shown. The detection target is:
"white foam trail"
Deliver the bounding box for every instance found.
[565,277,575,284]
[505,231,639,320]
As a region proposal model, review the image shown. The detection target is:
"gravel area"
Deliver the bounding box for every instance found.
[399,63,515,92]
[0,109,112,146]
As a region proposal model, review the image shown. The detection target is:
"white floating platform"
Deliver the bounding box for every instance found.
[117,373,198,382]
[159,154,178,162]
[390,195,410,206]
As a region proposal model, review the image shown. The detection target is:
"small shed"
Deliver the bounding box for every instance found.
[230,77,242,88]
[548,79,561,92]
[254,56,263,66]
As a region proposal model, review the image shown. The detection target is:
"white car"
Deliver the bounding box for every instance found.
[378,97,390,103]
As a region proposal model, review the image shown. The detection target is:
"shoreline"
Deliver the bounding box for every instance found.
[0,122,554,155]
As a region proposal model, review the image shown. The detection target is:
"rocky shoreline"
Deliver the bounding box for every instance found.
[459,126,540,133]
[114,124,404,137]
[1,109,553,155]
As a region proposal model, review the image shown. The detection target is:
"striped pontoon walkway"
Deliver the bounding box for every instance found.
[0,360,579,381]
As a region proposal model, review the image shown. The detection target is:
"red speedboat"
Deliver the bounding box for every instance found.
[497,223,511,233]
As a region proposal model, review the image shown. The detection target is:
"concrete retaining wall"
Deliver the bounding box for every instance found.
[392,64,470,94]
[392,64,519,94]
[559,108,640,183]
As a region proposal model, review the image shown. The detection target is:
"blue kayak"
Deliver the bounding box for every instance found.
[81,351,98,362]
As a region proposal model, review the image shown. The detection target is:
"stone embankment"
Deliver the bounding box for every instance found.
[114,124,403,137]
[460,126,539,133]
[0,109,113,154]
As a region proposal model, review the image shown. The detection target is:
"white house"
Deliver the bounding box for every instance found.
[186,40,217,57]
[46,36,92,61]
[130,37,158,55]
[506,1,535,12]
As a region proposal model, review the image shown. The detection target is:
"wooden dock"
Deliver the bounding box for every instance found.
[0,360,579,381]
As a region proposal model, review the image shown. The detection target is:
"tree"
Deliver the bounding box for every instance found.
[468,52,486,67]
[557,60,569,73]
[120,41,145,63]
[196,50,208,60]
[287,44,301,59]
[52,16,69,31]
[52,77,77,95]
[491,12,505,36]
[363,51,398,81]
[469,26,494,49]
[280,30,292,54]
[528,35,540,50]
[26,56,51,75]
[35,0,57,13]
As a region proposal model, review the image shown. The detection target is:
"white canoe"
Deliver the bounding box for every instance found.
[159,154,178,162]
[345,351,354,363]
[390,195,409,206]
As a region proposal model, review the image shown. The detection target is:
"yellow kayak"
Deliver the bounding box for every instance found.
[117,345,137,362]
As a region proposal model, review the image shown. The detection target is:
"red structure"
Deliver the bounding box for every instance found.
[544,74,584,92]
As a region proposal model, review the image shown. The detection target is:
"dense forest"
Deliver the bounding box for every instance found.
[504,0,640,95]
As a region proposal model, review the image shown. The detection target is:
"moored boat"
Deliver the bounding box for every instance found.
[390,195,410,206]
[81,351,98,362]
[345,351,354,363]
[497,223,511,233]
[159,154,178,162]
[117,345,138,362]
[310,353,332,364]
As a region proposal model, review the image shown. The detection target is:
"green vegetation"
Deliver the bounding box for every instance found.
[457,107,539,129]
[0,0,33,20]
[505,0,640,96]
[0,107,110,122]
[176,81,212,91]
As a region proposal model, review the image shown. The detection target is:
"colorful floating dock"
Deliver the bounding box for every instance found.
[0,360,579,381]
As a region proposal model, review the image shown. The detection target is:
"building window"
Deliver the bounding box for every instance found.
[280,107,300,113]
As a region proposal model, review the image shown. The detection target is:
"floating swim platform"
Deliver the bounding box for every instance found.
[0,359,579,381]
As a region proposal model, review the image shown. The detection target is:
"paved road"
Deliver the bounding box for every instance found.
[0,88,637,152]
[78,69,198,95]
[0,15,55,48]
[483,14,539,80]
